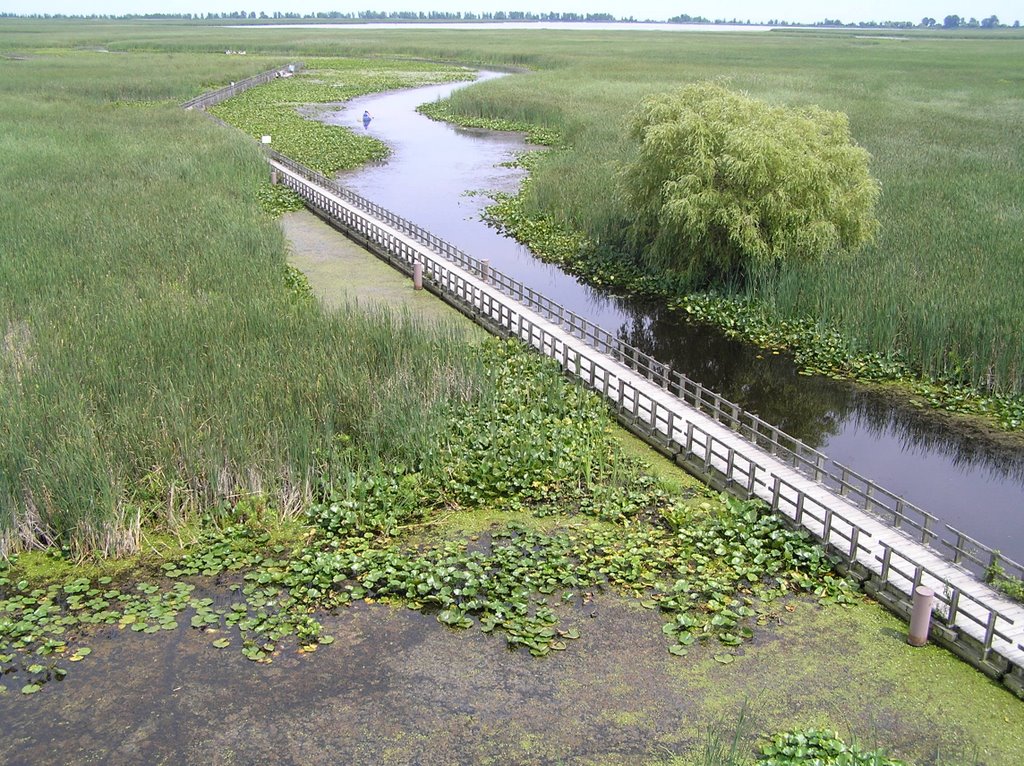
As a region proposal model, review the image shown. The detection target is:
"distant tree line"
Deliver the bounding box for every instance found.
[669,12,1018,28]
[1,10,1019,28]
[1,10,628,21]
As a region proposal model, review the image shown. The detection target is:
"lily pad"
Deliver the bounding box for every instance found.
[713,653,735,665]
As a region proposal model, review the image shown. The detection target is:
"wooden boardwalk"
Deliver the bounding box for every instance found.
[269,153,1024,694]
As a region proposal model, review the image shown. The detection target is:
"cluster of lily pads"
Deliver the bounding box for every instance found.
[759,728,907,766]
[1,341,857,695]
[258,182,305,216]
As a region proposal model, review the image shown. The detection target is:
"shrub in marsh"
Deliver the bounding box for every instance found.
[620,83,880,287]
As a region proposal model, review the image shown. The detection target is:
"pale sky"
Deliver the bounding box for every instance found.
[1,0,1017,26]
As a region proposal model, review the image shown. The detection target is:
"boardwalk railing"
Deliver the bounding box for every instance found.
[270,154,1024,687]
[180,62,304,111]
[268,149,1024,589]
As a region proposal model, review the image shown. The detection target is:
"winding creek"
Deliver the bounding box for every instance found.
[316,72,1024,563]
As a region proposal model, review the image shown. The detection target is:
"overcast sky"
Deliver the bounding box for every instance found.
[2,0,1017,25]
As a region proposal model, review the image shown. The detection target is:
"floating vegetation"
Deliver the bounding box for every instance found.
[210,58,475,174]
[0,341,856,694]
[257,181,304,216]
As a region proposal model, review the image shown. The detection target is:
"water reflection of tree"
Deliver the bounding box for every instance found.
[613,304,844,450]
[614,302,1024,484]
[847,391,1024,483]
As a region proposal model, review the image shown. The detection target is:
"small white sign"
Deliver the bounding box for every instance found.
[261,136,272,145]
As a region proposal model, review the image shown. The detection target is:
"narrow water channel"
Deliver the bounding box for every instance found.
[318,72,1024,563]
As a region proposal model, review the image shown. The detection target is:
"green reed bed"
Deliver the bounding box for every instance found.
[0,51,492,557]
[6,24,1020,400]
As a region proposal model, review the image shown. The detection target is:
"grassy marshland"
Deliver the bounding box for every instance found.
[2,22,1021,406]
[0,51,491,557]
[421,33,1024,403]
[0,32,1021,761]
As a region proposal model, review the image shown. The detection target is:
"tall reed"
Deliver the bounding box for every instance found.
[0,51,491,556]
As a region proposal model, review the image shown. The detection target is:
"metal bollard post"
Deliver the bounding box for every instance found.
[413,263,423,291]
[908,586,934,647]
[480,259,490,284]
[269,169,278,185]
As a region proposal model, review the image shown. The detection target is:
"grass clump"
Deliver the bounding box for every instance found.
[985,561,1024,602]
[418,97,563,146]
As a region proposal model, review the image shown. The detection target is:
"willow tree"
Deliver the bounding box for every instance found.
[620,83,881,287]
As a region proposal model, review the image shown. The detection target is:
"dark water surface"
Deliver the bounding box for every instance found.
[320,73,1024,562]
[3,598,1019,764]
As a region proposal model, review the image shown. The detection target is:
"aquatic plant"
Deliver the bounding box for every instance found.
[759,729,906,765]
[209,58,475,174]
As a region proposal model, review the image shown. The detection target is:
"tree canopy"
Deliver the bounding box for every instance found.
[619,83,881,287]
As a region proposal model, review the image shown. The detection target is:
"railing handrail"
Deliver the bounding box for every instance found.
[272,161,1023,667]
[180,62,305,110]
[267,148,1024,587]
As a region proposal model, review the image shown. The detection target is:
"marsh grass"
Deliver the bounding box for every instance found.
[4,24,1019,391]
[0,50,493,557]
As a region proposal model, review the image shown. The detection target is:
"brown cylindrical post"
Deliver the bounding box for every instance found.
[480,259,490,284]
[908,586,934,646]
[413,263,423,291]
